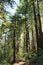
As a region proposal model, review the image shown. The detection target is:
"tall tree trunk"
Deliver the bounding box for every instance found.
[33,2,39,48]
[32,29,35,50]
[37,0,43,49]
[12,29,16,63]
[26,24,30,53]
[37,0,42,34]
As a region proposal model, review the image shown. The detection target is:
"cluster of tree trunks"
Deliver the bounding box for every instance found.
[12,0,43,63]
[33,0,43,49]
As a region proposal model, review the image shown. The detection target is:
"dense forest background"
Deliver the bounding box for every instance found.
[0,0,43,65]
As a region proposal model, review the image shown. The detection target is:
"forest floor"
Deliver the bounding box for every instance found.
[12,54,43,65]
[12,58,43,65]
[13,62,43,65]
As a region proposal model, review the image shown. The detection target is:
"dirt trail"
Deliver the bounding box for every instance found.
[12,61,26,65]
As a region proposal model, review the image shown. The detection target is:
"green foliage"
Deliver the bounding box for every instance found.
[25,51,37,62]
[25,49,43,64]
